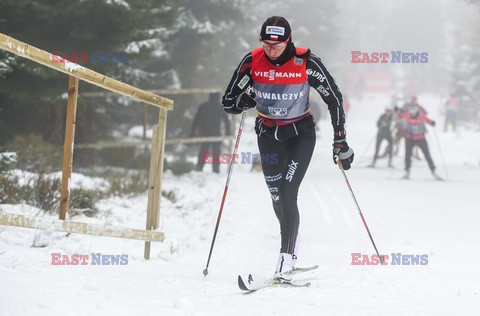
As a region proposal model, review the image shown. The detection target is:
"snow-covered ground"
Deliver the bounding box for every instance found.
[1,94,479,316]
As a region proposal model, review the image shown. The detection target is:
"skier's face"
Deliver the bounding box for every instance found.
[261,40,287,60]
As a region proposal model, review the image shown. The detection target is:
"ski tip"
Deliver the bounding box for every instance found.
[238,275,250,291]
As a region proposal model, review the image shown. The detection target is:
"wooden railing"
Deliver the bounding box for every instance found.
[0,32,173,259]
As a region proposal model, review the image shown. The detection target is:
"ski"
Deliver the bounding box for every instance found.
[292,265,319,274]
[238,275,311,292]
[238,265,318,292]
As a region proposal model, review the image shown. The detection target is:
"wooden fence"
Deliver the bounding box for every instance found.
[0,32,173,259]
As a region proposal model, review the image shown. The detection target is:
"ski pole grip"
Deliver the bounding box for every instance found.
[336,155,344,170]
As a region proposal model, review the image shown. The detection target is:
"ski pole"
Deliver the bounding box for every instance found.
[203,110,247,277]
[336,158,384,263]
[432,127,449,180]
[356,133,376,166]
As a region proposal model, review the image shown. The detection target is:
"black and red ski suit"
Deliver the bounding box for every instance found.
[222,47,347,255]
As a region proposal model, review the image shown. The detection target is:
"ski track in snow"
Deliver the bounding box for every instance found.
[1,94,480,316]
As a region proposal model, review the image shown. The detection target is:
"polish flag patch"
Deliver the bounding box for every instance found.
[270,35,278,40]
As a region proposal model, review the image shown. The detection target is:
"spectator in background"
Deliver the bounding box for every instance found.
[191,92,231,173]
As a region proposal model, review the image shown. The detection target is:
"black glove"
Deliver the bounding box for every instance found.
[332,140,354,170]
[237,92,257,110]
[430,120,436,127]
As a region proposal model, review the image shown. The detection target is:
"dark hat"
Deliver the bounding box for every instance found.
[259,16,291,42]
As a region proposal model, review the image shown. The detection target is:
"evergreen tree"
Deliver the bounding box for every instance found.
[0,0,176,145]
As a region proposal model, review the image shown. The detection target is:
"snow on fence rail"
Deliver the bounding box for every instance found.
[0,211,164,242]
[0,32,173,259]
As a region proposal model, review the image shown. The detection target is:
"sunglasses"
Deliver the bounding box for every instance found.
[260,39,289,51]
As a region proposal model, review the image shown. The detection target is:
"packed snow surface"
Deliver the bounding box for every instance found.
[1,94,479,315]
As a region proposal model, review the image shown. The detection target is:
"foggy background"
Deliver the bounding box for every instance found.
[0,0,479,170]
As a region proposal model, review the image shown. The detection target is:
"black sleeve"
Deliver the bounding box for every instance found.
[222,52,252,114]
[306,53,346,139]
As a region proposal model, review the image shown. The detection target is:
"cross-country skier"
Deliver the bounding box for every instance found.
[221,16,354,282]
[368,105,394,168]
[397,104,441,180]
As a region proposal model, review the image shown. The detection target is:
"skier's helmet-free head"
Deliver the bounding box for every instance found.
[409,106,419,116]
[259,16,292,42]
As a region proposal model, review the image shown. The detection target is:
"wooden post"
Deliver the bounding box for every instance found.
[144,108,168,259]
[143,104,148,140]
[59,76,79,220]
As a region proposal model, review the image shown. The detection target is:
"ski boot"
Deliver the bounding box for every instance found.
[274,253,293,283]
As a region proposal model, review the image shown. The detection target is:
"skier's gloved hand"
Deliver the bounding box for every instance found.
[430,120,436,127]
[237,91,257,110]
[332,140,354,170]
[223,102,243,114]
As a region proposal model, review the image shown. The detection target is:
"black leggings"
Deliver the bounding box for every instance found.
[405,138,435,171]
[257,124,316,254]
[373,132,393,164]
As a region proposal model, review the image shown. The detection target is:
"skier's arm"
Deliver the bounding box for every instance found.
[307,54,354,170]
[222,53,253,114]
[306,54,345,140]
[423,113,435,126]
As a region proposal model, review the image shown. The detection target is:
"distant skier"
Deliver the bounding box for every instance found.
[444,93,459,132]
[191,92,231,173]
[397,105,441,180]
[368,106,394,168]
[392,98,409,156]
[222,16,353,282]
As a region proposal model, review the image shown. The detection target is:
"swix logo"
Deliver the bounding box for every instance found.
[254,70,303,81]
[306,69,326,82]
[285,160,298,182]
